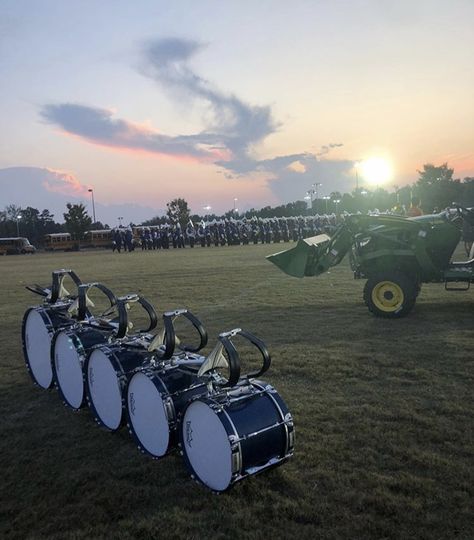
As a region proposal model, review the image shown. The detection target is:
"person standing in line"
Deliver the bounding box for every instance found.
[113,229,122,253]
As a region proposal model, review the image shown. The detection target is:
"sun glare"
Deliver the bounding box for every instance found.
[360,157,393,186]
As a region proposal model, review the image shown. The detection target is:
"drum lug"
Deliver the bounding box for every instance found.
[230,445,242,475]
[288,428,295,452]
[164,396,176,422]
[228,434,239,445]
[284,413,295,453]
[228,435,242,474]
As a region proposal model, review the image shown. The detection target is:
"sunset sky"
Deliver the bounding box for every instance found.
[1,0,473,223]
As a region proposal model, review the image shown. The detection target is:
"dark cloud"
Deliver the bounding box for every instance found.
[41,103,226,161]
[141,38,277,159]
[141,39,354,198]
[41,37,354,204]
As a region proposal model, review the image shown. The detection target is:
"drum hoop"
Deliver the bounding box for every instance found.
[84,346,127,431]
[51,328,86,410]
[22,306,56,388]
[21,307,36,381]
[126,370,174,458]
[32,306,55,332]
[180,397,242,491]
[128,369,171,409]
[90,345,127,377]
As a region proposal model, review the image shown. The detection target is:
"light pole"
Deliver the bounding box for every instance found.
[322,196,330,213]
[16,214,22,237]
[233,198,238,215]
[118,216,124,227]
[354,162,360,191]
[306,182,321,214]
[333,198,341,214]
[312,182,322,204]
[203,205,212,219]
[88,188,96,224]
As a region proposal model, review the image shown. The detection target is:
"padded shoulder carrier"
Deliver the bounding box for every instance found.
[116,294,158,339]
[198,328,271,388]
[51,270,82,303]
[148,308,208,360]
[77,282,117,321]
[25,269,82,302]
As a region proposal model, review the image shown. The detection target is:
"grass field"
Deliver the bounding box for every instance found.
[0,245,473,539]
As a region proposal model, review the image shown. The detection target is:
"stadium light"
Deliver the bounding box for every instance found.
[16,214,22,237]
[322,195,331,213]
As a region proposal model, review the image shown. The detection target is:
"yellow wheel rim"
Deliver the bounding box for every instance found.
[371,281,404,312]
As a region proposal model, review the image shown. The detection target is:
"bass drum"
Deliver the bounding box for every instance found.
[180,381,294,492]
[52,325,113,410]
[22,306,73,389]
[126,361,206,458]
[85,345,152,431]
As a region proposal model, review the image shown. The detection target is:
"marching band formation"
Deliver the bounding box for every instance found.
[113,214,341,252]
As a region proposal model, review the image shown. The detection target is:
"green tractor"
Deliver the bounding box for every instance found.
[267,205,474,318]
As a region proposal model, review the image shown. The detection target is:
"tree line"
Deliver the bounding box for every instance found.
[143,164,474,226]
[2,163,474,244]
[0,203,103,246]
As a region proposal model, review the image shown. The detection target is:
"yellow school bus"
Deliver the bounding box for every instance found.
[0,237,36,255]
[44,233,79,251]
[84,229,113,248]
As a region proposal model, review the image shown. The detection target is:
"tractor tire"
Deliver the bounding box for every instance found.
[363,271,417,318]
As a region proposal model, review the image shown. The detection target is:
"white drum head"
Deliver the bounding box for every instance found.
[127,372,169,457]
[182,401,232,491]
[87,349,122,430]
[54,331,84,408]
[25,309,53,389]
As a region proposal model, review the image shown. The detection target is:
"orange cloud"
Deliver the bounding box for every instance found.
[43,168,90,197]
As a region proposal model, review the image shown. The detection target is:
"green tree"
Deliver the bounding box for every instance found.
[1,204,23,236]
[166,198,190,228]
[4,204,23,221]
[415,163,461,212]
[18,206,40,243]
[461,178,474,207]
[63,203,92,242]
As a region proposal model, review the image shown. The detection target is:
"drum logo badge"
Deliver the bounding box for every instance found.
[185,421,193,448]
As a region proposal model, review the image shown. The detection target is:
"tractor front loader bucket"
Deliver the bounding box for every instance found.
[267,234,332,278]
[267,222,355,277]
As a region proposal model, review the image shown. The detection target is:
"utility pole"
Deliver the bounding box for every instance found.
[88,188,96,224]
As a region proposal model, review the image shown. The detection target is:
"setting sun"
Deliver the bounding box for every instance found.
[360,157,393,186]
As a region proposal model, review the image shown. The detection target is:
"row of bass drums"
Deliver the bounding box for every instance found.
[21,269,295,492]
